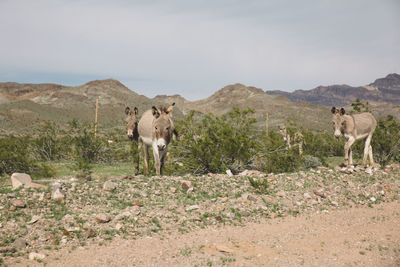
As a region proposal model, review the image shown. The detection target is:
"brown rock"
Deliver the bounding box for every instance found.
[95,213,111,223]
[276,190,286,197]
[181,180,192,191]
[13,199,25,208]
[11,173,32,189]
[9,205,16,211]
[314,188,327,198]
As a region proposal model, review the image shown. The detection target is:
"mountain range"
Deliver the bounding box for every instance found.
[1,73,399,135]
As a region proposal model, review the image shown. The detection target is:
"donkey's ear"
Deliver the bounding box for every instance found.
[125,107,130,115]
[166,102,175,114]
[340,108,345,115]
[331,107,337,114]
[134,107,138,115]
[152,106,160,118]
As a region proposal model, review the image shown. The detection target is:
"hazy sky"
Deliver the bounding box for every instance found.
[0,0,399,100]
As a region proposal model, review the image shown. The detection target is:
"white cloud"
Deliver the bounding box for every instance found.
[0,0,399,100]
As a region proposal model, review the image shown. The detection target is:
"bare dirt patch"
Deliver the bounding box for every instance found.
[10,201,400,266]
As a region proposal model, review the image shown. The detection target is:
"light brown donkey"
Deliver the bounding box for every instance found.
[125,106,140,174]
[331,107,377,167]
[138,103,176,175]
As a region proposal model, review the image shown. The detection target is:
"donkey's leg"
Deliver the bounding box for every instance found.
[159,151,167,176]
[152,143,161,176]
[368,145,374,166]
[344,136,355,166]
[362,135,372,168]
[348,148,353,166]
[134,141,141,175]
[143,144,149,176]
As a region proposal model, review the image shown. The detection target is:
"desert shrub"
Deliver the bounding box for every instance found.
[0,136,33,175]
[0,136,55,177]
[248,176,271,194]
[303,129,344,159]
[371,115,400,166]
[32,121,68,161]
[303,155,322,169]
[170,108,258,174]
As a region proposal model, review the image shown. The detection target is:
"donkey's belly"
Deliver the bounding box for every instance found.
[140,136,153,146]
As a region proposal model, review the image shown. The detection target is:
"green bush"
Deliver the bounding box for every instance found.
[170,108,258,174]
[371,115,400,166]
[303,155,323,169]
[0,136,55,177]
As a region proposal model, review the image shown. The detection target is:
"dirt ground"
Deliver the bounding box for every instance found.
[11,200,400,267]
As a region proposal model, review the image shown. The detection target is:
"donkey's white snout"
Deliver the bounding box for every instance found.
[157,139,166,151]
[334,130,341,138]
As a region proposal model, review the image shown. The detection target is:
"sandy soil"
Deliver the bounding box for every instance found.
[11,201,400,267]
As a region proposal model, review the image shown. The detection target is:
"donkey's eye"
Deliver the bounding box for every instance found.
[155,127,158,130]
[166,127,170,131]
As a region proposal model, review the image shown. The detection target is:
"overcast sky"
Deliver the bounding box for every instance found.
[0,0,399,100]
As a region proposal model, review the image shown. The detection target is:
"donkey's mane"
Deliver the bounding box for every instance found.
[158,106,168,114]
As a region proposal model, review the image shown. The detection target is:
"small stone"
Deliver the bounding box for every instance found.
[331,201,339,206]
[115,223,123,230]
[226,169,233,176]
[370,197,376,202]
[132,202,143,207]
[216,244,234,253]
[11,173,32,190]
[85,227,96,238]
[296,201,302,206]
[365,168,373,175]
[114,211,131,221]
[247,194,258,202]
[185,205,200,211]
[13,199,25,208]
[181,180,192,191]
[9,206,16,211]
[13,238,27,250]
[314,188,327,198]
[170,187,177,193]
[28,215,40,224]
[303,192,312,199]
[29,252,45,260]
[187,187,194,194]
[276,190,286,197]
[103,181,117,191]
[95,213,111,223]
[295,181,303,188]
[52,184,66,202]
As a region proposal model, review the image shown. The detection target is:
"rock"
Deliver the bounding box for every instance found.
[331,201,339,206]
[185,205,200,211]
[370,197,376,202]
[114,211,132,221]
[65,227,80,232]
[25,182,48,189]
[11,173,32,189]
[13,238,27,250]
[365,168,373,175]
[295,181,303,188]
[115,223,123,230]
[216,244,234,253]
[85,227,97,238]
[170,187,177,193]
[52,184,66,202]
[132,202,143,207]
[29,252,45,260]
[276,190,286,197]
[95,213,111,223]
[12,199,25,208]
[9,206,16,211]
[103,181,117,191]
[303,192,312,199]
[247,194,258,202]
[239,170,266,177]
[314,188,327,198]
[181,180,192,191]
[226,169,233,176]
[28,215,40,224]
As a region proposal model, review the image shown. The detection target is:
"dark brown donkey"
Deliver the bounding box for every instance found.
[125,106,139,174]
[331,107,377,168]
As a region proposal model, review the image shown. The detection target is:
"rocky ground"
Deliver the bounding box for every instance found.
[1,164,400,266]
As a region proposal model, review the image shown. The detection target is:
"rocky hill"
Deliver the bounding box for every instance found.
[266,73,400,106]
[0,79,179,134]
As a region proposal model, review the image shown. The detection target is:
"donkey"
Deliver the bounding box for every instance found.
[331,107,377,168]
[138,103,176,176]
[125,106,139,174]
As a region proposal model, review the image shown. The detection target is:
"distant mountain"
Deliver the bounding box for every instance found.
[0,79,179,134]
[266,73,400,106]
[1,74,399,135]
[185,83,332,130]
